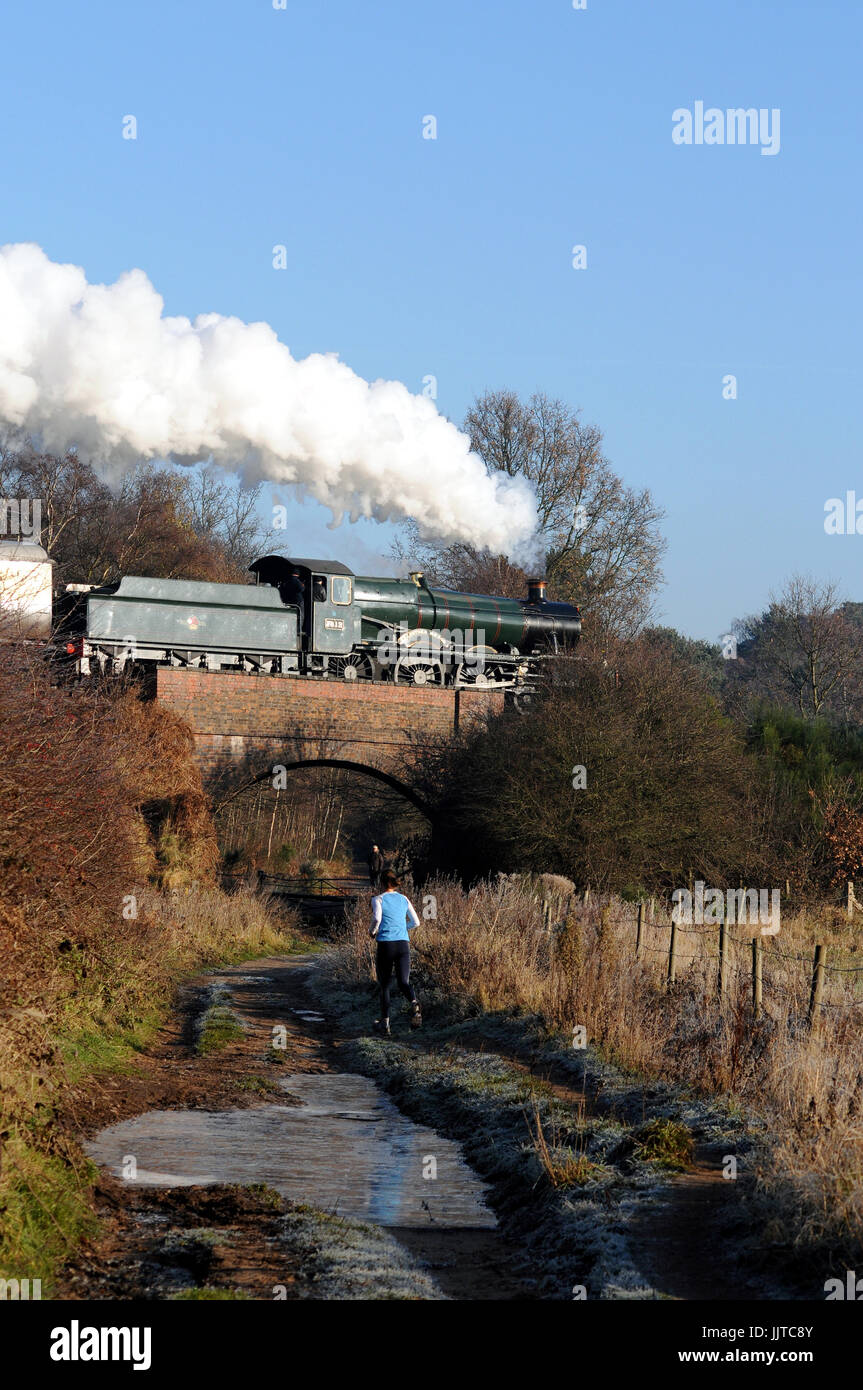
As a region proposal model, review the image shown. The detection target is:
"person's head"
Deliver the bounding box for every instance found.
[371,843,379,853]
[382,869,400,892]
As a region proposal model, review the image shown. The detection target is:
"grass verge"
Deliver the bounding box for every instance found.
[0,887,301,1289]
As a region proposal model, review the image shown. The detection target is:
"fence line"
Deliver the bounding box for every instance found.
[552,895,863,1027]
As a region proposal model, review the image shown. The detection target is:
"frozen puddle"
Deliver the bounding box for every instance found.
[85,1072,497,1229]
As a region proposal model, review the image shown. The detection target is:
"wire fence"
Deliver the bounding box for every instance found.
[538,892,863,1026]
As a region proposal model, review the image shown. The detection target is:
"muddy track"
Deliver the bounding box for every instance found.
[494,1045,750,1299]
[59,953,530,1301]
[60,950,775,1301]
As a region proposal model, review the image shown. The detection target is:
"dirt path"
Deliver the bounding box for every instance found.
[59,949,776,1302]
[59,953,529,1301]
[623,1146,746,1301]
[456,1042,752,1300]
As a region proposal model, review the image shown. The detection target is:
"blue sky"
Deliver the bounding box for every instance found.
[2,0,861,640]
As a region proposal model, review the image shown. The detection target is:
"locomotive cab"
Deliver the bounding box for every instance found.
[249,555,361,672]
[307,569,360,657]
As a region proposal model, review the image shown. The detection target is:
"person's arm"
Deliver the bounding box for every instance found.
[370,896,383,938]
[404,898,420,931]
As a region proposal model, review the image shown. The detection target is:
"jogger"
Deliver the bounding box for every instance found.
[375,940,416,1019]
[369,869,422,1034]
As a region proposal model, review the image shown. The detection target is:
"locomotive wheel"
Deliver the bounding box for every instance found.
[331,654,372,681]
[511,689,537,714]
[393,657,443,686]
[454,645,498,688]
[455,665,492,688]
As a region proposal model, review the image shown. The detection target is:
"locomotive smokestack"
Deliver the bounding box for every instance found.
[527,577,547,604]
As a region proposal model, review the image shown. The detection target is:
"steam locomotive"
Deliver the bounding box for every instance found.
[61,554,582,691]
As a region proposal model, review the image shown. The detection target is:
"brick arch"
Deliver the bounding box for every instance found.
[223,757,434,819]
[154,668,504,810]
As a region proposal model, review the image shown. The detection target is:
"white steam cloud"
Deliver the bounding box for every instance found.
[0,243,538,557]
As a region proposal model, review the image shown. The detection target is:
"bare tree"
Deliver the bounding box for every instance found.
[391,523,528,597]
[0,446,277,587]
[392,390,666,638]
[179,466,278,570]
[731,575,863,720]
[0,444,110,562]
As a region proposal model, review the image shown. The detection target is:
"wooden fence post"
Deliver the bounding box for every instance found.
[667,918,678,985]
[752,935,763,1018]
[718,918,729,1001]
[636,901,644,962]
[583,886,590,908]
[847,882,856,920]
[808,943,826,1028]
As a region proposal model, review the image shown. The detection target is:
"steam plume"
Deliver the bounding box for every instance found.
[0,244,538,556]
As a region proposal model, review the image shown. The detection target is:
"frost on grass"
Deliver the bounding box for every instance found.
[194,985,245,1056]
[341,1037,668,1299]
[281,1205,445,1300]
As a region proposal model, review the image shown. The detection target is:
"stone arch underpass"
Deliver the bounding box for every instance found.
[154,668,505,822]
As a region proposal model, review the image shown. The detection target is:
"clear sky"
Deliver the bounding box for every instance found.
[2,0,861,640]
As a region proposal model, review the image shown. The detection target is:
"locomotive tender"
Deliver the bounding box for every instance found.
[68,554,581,691]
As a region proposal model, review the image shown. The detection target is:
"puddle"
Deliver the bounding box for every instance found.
[85,1073,496,1229]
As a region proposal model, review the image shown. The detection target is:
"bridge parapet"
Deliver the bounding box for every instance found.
[154,669,504,796]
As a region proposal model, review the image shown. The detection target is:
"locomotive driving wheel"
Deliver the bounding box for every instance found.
[331,654,373,681]
[453,644,498,688]
[454,666,492,688]
[511,687,538,714]
[393,656,443,686]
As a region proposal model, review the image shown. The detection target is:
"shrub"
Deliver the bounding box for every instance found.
[0,644,296,1284]
[430,639,773,894]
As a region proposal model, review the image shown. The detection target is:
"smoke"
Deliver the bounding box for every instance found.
[0,243,539,558]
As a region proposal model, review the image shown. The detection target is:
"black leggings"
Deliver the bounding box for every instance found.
[375,941,416,1019]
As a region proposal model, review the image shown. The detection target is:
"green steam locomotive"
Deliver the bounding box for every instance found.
[68,554,581,691]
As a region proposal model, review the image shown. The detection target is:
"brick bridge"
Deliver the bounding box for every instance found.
[155,669,505,815]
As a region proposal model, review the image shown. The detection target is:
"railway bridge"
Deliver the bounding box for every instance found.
[155,668,505,815]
